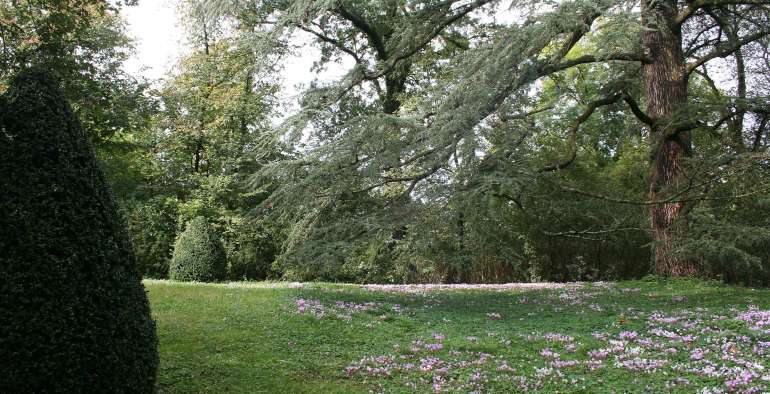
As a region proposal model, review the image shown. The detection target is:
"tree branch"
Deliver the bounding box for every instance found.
[622,92,655,126]
[676,0,770,26]
[362,0,496,81]
[541,52,652,75]
[499,105,554,122]
[686,30,770,75]
[336,3,388,59]
[540,93,622,172]
[296,24,362,63]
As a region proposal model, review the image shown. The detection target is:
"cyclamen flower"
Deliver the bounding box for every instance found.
[592,332,609,340]
[725,369,758,391]
[344,366,359,376]
[618,331,638,340]
[690,348,707,361]
[617,358,669,372]
[588,349,610,360]
[551,359,581,368]
[681,334,696,343]
[419,357,442,372]
[432,375,444,393]
[540,348,559,359]
[470,370,483,382]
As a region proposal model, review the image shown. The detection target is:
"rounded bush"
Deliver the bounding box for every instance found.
[170,217,227,282]
[0,69,158,392]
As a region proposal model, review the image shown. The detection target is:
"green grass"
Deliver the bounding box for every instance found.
[147,279,770,393]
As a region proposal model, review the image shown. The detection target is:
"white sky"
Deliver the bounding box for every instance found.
[121,1,350,116]
[122,0,185,82]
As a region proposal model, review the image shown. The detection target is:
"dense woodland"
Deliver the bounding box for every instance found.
[2,0,770,285]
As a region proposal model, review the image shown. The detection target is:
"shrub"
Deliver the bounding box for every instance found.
[0,69,158,392]
[170,216,227,282]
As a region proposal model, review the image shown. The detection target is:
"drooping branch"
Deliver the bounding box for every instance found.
[499,105,554,122]
[336,3,388,59]
[543,227,646,241]
[540,52,652,75]
[622,92,655,126]
[752,114,769,151]
[686,30,770,75]
[361,0,497,81]
[561,182,770,205]
[296,23,362,63]
[676,0,770,26]
[540,93,622,172]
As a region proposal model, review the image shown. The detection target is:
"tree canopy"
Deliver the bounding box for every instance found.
[196,0,770,283]
[7,0,768,285]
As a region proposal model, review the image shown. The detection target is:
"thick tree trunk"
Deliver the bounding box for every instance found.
[642,0,699,276]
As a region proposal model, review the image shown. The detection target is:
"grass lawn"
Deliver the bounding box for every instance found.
[146,278,770,393]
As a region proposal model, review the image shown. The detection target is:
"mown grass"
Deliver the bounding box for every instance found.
[147,278,770,393]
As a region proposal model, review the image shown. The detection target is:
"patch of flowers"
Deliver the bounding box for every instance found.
[362,282,575,294]
[330,284,770,392]
[293,298,404,321]
[344,333,548,392]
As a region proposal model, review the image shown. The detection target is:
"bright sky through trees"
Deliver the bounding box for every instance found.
[120,1,518,116]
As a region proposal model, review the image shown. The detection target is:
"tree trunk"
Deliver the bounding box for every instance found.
[642,0,698,276]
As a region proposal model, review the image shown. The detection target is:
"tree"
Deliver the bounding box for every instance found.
[0,69,157,392]
[0,0,151,144]
[125,0,282,280]
[207,0,770,279]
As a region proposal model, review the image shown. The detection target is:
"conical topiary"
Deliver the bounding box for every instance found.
[0,69,158,392]
[170,217,228,282]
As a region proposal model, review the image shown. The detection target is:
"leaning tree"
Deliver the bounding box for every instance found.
[207,0,770,277]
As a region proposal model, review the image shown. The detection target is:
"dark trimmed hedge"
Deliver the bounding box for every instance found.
[170,217,227,282]
[0,69,158,392]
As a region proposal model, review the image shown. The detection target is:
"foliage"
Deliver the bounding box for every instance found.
[0,69,157,392]
[170,216,228,282]
[199,0,770,283]
[676,163,770,286]
[225,218,278,280]
[15,0,768,285]
[0,0,153,144]
[126,197,180,279]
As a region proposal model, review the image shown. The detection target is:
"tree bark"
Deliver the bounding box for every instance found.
[642,0,698,276]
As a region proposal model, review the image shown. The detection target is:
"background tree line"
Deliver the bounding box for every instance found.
[3,0,769,285]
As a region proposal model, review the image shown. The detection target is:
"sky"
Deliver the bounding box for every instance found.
[121,1,352,114]
[122,0,184,82]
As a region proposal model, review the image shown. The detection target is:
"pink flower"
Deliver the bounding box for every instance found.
[619,331,638,340]
[690,348,707,361]
[540,348,559,359]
